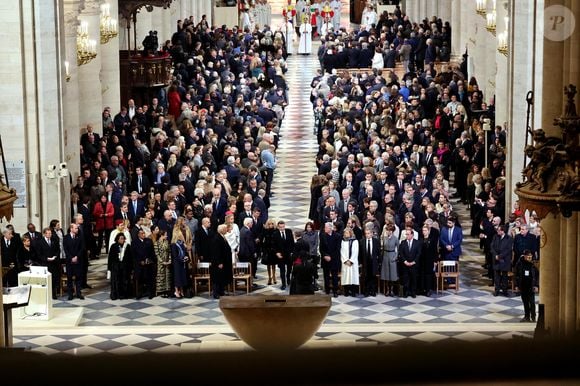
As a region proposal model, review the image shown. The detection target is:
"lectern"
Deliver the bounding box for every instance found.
[2,285,31,347]
[17,270,53,320]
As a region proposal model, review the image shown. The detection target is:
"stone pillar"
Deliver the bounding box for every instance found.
[538,213,561,334]
[62,1,82,181]
[450,0,462,58]
[100,0,121,112]
[78,1,104,136]
[541,0,566,135]
[562,213,578,334]
[439,0,451,24]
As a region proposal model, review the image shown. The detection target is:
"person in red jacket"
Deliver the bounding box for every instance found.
[93,194,115,255]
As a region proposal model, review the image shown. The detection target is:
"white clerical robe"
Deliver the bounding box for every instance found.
[330,0,341,31]
[285,21,294,54]
[298,23,312,54]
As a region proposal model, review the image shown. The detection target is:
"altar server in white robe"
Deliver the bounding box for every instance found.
[298,15,312,54]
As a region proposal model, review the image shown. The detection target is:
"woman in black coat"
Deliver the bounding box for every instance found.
[107,233,133,300]
[419,225,439,296]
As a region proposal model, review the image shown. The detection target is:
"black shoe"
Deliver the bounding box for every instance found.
[82,284,93,289]
[111,296,118,300]
[67,295,74,300]
[52,295,58,300]
[333,292,338,298]
[77,295,85,300]
[520,317,530,323]
[280,285,286,290]
[411,294,416,298]
[530,316,536,322]
[425,290,432,297]
[213,294,220,299]
[148,294,154,299]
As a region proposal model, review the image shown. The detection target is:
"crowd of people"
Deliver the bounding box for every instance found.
[303,6,539,320]
[0,4,540,322]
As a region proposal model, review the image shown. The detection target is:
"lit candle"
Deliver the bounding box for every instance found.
[64,60,69,75]
[111,19,117,33]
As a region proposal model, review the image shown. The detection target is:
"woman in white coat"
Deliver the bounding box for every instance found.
[340,227,360,296]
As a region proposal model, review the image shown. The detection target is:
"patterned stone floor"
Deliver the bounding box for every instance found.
[10,36,535,355]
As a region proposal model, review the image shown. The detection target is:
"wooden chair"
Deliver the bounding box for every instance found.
[60,263,72,297]
[436,260,460,294]
[193,262,211,297]
[232,262,252,295]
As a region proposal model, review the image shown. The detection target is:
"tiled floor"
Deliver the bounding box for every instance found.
[11,37,535,355]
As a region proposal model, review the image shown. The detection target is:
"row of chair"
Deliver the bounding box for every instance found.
[192,261,253,297]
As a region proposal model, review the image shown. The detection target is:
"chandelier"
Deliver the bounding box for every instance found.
[77,21,97,66]
[475,0,486,17]
[100,3,118,44]
[498,16,509,56]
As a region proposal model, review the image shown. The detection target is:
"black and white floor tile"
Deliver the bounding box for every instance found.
[11,37,536,355]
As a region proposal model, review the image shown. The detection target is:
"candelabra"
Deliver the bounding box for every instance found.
[497,16,509,56]
[486,11,496,35]
[100,3,118,44]
[475,0,486,17]
[77,21,97,66]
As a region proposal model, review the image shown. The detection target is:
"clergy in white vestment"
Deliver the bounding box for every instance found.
[330,0,341,31]
[286,20,295,55]
[298,16,312,54]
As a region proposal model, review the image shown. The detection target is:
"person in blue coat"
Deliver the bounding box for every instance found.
[440,215,462,260]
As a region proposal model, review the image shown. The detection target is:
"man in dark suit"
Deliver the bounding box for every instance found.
[319,222,342,297]
[490,224,513,297]
[1,228,19,287]
[195,217,214,262]
[63,223,85,300]
[24,223,42,242]
[78,196,95,260]
[132,166,151,199]
[238,218,257,279]
[128,191,146,226]
[360,228,380,297]
[35,227,62,299]
[73,213,91,290]
[272,220,295,290]
[398,228,421,298]
[132,228,156,299]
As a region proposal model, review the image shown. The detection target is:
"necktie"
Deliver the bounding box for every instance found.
[367,239,371,255]
[449,228,452,241]
[138,176,142,192]
[47,238,51,246]
[123,212,127,220]
[172,210,177,219]
[133,201,137,212]
[281,231,285,240]
[408,240,412,250]
[6,240,9,248]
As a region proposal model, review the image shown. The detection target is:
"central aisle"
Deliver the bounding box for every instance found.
[268,51,319,230]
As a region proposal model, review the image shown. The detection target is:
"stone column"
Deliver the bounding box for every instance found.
[450,0,462,58]
[505,0,535,216]
[438,0,451,24]
[562,213,578,335]
[78,1,104,135]
[100,0,121,112]
[537,213,560,334]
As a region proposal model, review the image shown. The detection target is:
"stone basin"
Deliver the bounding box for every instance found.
[219,295,331,351]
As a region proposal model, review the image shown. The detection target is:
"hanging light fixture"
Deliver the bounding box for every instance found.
[77,21,97,66]
[100,3,118,44]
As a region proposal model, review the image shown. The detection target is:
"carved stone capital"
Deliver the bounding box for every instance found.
[81,0,103,15]
[64,10,81,36]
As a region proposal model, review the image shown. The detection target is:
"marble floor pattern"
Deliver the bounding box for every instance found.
[11,40,536,355]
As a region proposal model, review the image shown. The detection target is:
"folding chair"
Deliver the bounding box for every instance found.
[233,261,252,295]
[436,260,459,294]
[193,262,211,297]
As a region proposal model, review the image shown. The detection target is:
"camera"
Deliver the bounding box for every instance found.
[46,164,57,179]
